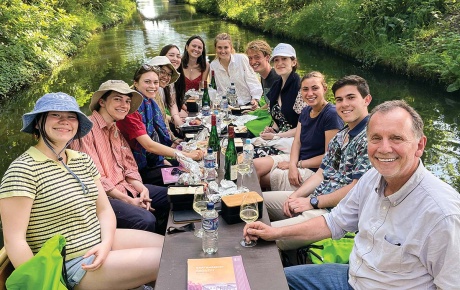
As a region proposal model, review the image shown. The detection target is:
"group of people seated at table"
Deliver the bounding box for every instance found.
[1,31,459,290]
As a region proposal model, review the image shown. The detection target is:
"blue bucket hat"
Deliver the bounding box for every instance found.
[21,92,93,138]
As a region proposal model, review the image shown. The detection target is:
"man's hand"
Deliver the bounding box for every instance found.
[138,185,152,211]
[243,221,278,242]
[289,197,313,215]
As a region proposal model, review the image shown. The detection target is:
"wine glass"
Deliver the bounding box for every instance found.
[239,193,259,247]
[192,187,208,238]
[237,153,250,192]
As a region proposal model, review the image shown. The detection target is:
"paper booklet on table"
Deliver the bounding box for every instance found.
[187,255,251,290]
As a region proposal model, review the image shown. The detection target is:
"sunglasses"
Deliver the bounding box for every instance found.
[135,64,161,76]
[171,167,184,176]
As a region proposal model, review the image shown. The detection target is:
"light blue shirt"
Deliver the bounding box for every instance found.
[325,162,460,289]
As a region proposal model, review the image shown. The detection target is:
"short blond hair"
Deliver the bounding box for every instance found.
[246,40,272,57]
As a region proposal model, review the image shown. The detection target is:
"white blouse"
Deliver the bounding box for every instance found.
[210,53,263,105]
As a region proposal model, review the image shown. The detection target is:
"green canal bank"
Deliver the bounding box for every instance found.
[0,0,136,99]
[186,0,460,95]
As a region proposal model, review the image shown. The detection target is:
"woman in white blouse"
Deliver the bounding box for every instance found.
[210,33,262,110]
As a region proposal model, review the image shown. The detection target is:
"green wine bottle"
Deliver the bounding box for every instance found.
[224,125,238,182]
[210,70,217,90]
[208,113,220,166]
[202,80,210,108]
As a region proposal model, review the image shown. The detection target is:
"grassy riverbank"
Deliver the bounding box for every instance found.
[0,0,136,99]
[187,0,460,94]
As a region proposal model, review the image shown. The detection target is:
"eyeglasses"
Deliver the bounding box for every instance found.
[160,69,173,78]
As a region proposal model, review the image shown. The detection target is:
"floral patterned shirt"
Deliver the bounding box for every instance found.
[314,116,372,198]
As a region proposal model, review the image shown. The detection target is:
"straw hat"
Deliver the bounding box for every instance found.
[147,56,180,84]
[89,80,143,114]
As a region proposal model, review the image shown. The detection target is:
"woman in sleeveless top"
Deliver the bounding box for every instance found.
[182,35,210,91]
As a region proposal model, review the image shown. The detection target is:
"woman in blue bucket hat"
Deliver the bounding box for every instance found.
[0,92,162,289]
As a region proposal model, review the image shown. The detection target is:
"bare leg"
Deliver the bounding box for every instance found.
[76,229,163,290]
[253,156,274,187]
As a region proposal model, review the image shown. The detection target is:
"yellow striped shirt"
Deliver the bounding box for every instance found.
[0,147,102,260]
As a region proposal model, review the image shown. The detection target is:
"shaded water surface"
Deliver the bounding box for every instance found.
[0,1,458,203]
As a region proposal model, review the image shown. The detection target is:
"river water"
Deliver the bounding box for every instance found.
[0,0,459,195]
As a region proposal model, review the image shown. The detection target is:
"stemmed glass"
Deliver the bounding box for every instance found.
[239,193,259,247]
[237,153,250,192]
[193,187,208,238]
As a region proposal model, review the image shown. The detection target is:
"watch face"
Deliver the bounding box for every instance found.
[310,197,319,208]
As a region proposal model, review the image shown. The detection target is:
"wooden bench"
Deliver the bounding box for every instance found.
[0,248,13,290]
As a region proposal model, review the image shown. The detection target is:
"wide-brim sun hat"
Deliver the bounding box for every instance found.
[269,43,296,62]
[21,92,93,137]
[89,80,143,114]
[147,56,180,84]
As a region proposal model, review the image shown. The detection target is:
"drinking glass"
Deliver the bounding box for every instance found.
[193,187,208,238]
[239,193,259,247]
[237,153,250,192]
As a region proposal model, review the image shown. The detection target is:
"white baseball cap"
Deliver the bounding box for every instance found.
[270,43,296,62]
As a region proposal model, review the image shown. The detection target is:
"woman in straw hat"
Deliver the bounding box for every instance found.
[0,92,163,289]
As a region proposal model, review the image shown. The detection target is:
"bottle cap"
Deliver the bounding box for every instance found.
[207,202,214,210]
[207,148,213,154]
[211,114,216,125]
[228,125,235,137]
[246,139,251,144]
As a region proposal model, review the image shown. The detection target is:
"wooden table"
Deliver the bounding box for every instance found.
[155,166,289,289]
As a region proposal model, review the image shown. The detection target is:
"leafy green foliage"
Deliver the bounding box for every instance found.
[190,0,460,93]
[0,0,136,98]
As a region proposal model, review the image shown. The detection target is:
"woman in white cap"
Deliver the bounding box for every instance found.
[210,32,263,109]
[0,93,163,289]
[259,43,301,141]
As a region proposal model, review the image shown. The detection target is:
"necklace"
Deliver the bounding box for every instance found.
[310,102,327,118]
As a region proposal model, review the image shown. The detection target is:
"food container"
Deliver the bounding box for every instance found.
[221,192,264,224]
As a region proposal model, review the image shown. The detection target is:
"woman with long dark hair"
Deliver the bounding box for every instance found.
[182,35,210,91]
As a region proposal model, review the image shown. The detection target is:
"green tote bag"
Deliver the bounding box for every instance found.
[6,234,68,290]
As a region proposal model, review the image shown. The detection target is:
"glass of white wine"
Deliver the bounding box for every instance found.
[193,187,208,238]
[237,153,250,192]
[239,193,259,247]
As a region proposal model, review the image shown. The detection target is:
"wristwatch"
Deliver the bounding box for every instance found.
[310,196,319,209]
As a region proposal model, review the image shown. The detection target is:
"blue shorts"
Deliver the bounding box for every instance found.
[64,255,95,287]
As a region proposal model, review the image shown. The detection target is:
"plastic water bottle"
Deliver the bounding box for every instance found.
[221,94,230,123]
[204,148,216,181]
[202,101,210,116]
[214,109,222,134]
[243,139,254,171]
[202,202,218,254]
[227,82,237,107]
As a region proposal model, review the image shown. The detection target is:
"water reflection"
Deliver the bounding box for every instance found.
[0,0,458,194]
